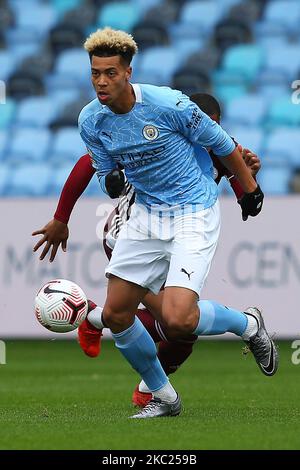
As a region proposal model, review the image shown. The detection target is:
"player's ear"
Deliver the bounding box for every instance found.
[126,66,132,81]
[210,113,220,124]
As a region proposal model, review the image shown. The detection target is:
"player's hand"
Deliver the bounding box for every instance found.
[32,219,69,262]
[105,169,125,198]
[242,148,261,176]
[238,184,264,221]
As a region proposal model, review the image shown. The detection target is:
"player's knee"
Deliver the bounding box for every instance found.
[102,304,133,331]
[162,309,197,339]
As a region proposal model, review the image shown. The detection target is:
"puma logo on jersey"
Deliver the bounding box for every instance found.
[102,131,112,140]
[181,268,194,280]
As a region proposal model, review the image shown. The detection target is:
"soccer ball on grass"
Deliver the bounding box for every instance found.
[35,279,88,333]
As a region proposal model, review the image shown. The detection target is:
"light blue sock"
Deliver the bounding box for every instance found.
[193,300,248,337]
[112,317,168,392]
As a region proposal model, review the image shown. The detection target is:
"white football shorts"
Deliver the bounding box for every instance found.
[105,201,220,296]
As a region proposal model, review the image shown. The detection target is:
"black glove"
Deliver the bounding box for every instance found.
[238,184,264,221]
[105,169,125,199]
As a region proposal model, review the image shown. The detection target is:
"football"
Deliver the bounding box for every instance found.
[34,279,88,333]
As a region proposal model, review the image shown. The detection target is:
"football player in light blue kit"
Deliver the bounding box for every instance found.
[79,28,278,418]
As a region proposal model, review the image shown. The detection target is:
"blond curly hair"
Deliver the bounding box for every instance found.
[84,27,138,64]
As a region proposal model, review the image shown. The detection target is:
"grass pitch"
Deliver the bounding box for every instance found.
[0,339,299,450]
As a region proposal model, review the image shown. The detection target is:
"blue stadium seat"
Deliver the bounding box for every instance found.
[46,75,87,94]
[49,127,86,164]
[49,164,102,196]
[132,0,163,16]
[264,44,300,79]
[49,94,92,129]
[172,66,210,96]
[97,2,140,32]
[168,22,205,42]
[51,0,82,17]
[0,131,8,161]
[0,0,296,197]
[221,44,265,81]
[16,97,60,128]
[7,70,45,100]
[49,22,85,55]
[48,89,81,108]
[0,51,16,80]
[9,42,40,62]
[0,163,9,195]
[48,164,74,195]
[225,126,264,154]
[254,21,290,47]
[216,0,242,13]
[0,99,16,129]
[179,1,223,34]
[7,163,52,196]
[142,0,179,27]
[224,94,267,126]
[54,48,91,85]
[138,46,179,85]
[13,1,58,36]
[212,70,249,103]
[131,70,162,86]
[266,95,300,127]
[255,70,290,100]
[5,27,38,45]
[213,18,252,53]
[256,35,291,52]
[7,128,51,163]
[264,128,300,167]
[171,37,204,57]
[83,174,102,196]
[132,21,170,50]
[263,0,300,32]
[258,166,292,195]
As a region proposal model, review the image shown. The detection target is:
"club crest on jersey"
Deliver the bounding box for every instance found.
[143,125,159,141]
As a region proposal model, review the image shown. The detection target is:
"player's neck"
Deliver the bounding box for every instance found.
[108,83,136,114]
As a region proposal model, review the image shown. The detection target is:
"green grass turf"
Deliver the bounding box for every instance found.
[0,339,299,450]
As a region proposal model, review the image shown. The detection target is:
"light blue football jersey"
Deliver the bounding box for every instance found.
[194,144,214,179]
[78,84,235,210]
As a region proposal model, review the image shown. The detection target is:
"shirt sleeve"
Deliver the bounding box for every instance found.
[171,98,235,157]
[79,118,116,194]
[54,154,96,224]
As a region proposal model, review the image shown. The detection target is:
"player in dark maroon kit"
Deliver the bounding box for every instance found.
[33,93,261,407]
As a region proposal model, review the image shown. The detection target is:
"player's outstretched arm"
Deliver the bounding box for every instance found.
[54,154,96,224]
[32,219,69,262]
[32,154,96,261]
